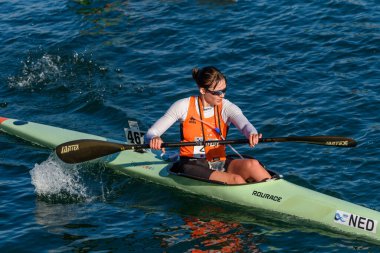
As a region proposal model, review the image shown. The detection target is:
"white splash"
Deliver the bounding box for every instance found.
[8,54,62,89]
[30,155,91,202]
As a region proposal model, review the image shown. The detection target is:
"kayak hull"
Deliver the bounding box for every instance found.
[1,116,379,243]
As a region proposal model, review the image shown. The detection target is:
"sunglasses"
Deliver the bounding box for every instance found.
[206,87,227,96]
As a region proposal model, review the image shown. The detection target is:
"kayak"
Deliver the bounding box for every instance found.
[1,116,379,244]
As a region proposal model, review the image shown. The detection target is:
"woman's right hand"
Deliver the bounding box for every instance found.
[149,136,165,152]
[249,133,262,147]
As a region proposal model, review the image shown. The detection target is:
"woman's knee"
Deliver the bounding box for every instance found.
[247,159,271,181]
[247,159,261,169]
[229,174,246,184]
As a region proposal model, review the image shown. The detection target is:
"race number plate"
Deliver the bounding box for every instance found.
[124,120,145,144]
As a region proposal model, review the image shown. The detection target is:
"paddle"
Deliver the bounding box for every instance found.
[56,136,357,164]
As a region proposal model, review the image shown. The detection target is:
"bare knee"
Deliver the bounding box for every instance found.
[247,159,271,181]
[228,174,246,184]
[247,159,261,168]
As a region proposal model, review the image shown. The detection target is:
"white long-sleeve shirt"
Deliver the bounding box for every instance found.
[146,97,257,141]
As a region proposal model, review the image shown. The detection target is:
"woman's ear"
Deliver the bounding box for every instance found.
[199,87,206,95]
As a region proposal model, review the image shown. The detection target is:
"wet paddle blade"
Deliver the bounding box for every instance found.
[55,139,129,164]
[261,136,357,147]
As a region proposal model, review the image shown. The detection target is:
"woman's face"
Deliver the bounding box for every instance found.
[201,79,227,107]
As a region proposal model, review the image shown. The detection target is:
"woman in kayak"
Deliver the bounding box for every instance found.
[146,66,271,184]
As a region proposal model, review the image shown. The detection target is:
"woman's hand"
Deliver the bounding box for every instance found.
[149,136,165,152]
[249,133,262,147]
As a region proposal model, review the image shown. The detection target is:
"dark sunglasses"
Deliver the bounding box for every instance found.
[206,87,227,96]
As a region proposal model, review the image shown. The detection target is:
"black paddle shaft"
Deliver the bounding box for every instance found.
[56,136,357,164]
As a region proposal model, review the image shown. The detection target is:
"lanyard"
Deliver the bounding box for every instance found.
[195,96,244,159]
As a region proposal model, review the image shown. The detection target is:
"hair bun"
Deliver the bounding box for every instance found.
[192,68,199,81]
[192,66,225,88]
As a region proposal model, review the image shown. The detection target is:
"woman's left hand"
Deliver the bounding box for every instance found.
[249,133,262,147]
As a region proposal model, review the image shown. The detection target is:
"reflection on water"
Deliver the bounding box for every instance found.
[69,0,129,37]
[153,201,264,252]
[181,217,262,253]
[34,201,88,233]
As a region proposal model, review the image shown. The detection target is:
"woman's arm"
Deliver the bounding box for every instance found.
[145,98,190,141]
[222,99,258,139]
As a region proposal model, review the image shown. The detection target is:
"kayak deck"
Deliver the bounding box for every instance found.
[1,116,379,244]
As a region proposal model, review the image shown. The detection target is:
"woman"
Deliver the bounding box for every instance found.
[146,66,271,184]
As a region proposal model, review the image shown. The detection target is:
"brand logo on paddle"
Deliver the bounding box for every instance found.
[334,210,378,233]
[325,141,348,146]
[60,144,79,154]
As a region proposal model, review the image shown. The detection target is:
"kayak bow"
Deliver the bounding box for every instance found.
[1,116,379,244]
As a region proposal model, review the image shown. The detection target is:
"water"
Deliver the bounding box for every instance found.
[0,0,379,252]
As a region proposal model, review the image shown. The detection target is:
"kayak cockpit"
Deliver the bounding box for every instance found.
[168,154,282,185]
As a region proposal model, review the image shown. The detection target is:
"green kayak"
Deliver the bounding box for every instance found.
[1,116,379,244]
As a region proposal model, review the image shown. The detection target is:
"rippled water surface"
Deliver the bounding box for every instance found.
[0,0,379,252]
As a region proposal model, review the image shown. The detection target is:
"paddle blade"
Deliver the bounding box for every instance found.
[292,136,357,147]
[56,139,127,164]
[261,136,357,147]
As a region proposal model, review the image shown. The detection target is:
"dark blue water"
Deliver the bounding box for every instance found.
[1,0,379,252]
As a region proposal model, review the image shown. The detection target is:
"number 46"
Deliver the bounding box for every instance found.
[124,129,145,144]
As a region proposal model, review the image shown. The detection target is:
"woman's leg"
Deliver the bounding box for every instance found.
[227,159,271,182]
[209,170,246,184]
[177,158,269,185]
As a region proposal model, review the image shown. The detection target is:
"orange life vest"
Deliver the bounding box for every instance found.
[179,96,228,161]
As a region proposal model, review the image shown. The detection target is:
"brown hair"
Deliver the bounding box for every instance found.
[192,66,226,89]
